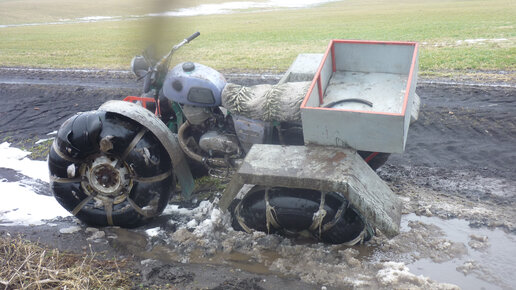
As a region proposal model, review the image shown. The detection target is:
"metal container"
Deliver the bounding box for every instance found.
[300,40,419,153]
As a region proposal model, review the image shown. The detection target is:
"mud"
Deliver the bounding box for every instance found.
[0,67,515,289]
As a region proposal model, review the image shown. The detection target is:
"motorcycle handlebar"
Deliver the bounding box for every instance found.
[155,31,201,69]
[141,31,200,92]
[185,31,200,43]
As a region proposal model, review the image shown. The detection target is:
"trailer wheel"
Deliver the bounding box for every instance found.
[358,151,390,171]
[48,110,174,227]
[232,186,372,245]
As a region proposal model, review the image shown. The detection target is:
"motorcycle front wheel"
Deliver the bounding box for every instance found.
[48,110,174,227]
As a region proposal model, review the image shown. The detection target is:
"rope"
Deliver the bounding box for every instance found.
[309,191,328,237]
[264,188,281,233]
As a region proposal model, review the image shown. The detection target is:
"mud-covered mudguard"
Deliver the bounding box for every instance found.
[98,100,194,198]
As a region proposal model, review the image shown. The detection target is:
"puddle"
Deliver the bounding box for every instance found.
[2,141,514,288]
[108,211,515,289]
[110,226,293,276]
[401,214,516,289]
[0,0,341,28]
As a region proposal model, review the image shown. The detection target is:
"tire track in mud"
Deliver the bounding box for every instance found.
[0,84,136,140]
[396,84,516,181]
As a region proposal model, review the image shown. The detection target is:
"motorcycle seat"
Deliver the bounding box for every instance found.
[221,81,311,122]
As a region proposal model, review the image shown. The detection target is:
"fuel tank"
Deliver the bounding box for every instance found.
[162,62,226,107]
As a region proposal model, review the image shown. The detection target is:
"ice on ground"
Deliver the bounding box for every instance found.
[193,207,229,238]
[162,199,231,237]
[0,181,71,226]
[145,227,163,237]
[59,226,82,234]
[0,142,49,182]
[186,219,198,229]
[163,200,215,223]
[87,230,106,241]
[0,142,70,226]
[458,38,508,44]
[35,138,53,144]
[376,262,459,289]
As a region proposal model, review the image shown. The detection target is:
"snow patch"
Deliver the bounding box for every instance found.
[35,138,53,145]
[458,38,508,44]
[0,181,71,226]
[145,227,163,237]
[162,199,231,238]
[0,142,71,226]
[59,226,82,234]
[0,142,49,182]
[376,262,431,286]
[427,38,511,48]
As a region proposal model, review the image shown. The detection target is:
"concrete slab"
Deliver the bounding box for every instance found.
[219,144,402,238]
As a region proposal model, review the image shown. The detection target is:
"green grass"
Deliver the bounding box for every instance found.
[0,0,514,75]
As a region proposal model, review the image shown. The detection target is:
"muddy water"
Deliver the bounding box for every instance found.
[107,209,515,289]
[402,214,515,289]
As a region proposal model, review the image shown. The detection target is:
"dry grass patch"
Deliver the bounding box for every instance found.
[0,234,134,289]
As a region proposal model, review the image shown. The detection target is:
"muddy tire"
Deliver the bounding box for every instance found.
[48,110,174,227]
[232,187,371,245]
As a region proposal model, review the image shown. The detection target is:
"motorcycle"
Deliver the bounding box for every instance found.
[48,32,389,245]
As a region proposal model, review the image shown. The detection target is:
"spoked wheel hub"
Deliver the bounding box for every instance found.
[81,155,133,204]
[48,102,186,228]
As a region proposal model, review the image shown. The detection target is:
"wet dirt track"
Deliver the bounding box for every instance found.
[0,67,515,289]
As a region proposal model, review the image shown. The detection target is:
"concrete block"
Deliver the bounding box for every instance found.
[220,144,402,238]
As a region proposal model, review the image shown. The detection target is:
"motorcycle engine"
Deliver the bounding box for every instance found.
[181,105,240,157]
[181,105,212,125]
[199,131,240,157]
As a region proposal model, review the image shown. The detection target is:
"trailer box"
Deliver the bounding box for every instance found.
[300,40,419,153]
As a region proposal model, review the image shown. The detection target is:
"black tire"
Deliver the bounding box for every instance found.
[358,150,390,171]
[232,187,371,244]
[48,110,174,227]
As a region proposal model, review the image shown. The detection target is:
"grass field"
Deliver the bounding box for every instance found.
[0,0,514,75]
